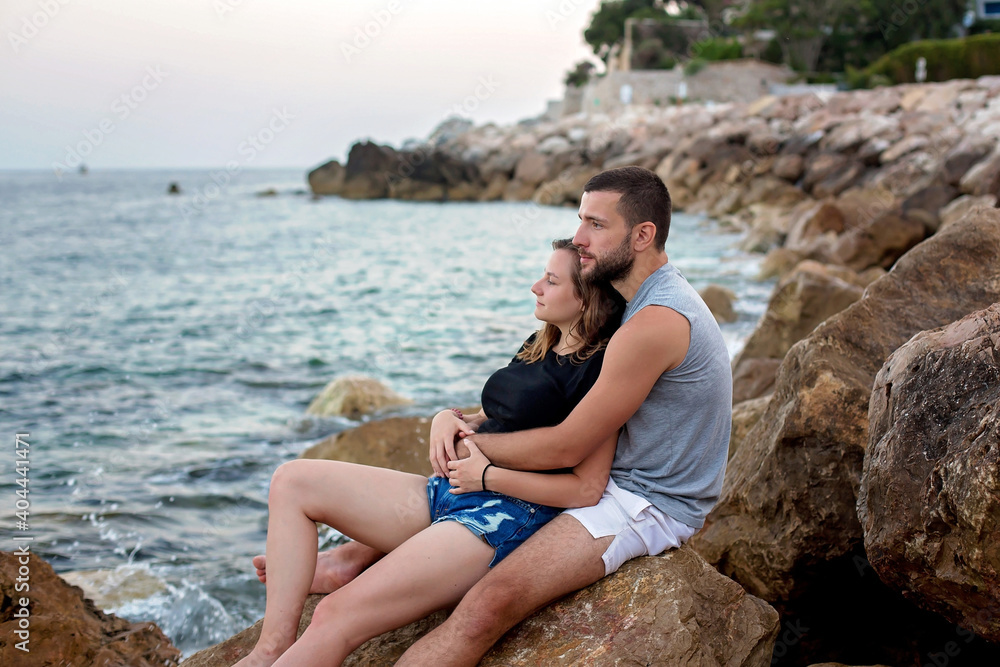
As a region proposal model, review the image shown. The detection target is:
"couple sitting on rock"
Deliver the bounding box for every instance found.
[236,166,733,667]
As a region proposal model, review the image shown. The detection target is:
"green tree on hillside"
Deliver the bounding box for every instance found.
[735,0,855,71]
[584,0,666,62]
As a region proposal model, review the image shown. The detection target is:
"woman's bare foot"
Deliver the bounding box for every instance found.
[233,634,294,667]
[252,541,384,594]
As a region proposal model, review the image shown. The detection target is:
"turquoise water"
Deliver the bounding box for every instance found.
[0,168,771,655]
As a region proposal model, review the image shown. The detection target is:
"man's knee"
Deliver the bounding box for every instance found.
[449,571,525,640]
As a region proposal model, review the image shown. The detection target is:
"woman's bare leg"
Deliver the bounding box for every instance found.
[234,460,432,667]
[272,520,495,667]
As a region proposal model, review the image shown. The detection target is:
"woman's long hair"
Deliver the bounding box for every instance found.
[517,239,625,365]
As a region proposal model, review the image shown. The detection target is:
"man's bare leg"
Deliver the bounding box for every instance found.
[252,541,384,594]
[395,514,614,667]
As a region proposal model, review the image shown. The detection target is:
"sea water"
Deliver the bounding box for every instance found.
[0,167,772,655]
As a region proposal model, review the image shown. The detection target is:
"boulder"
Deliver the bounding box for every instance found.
[938,194,998,231]
[867,151,936,197]
[337,141,401,199]
[812,160,865,199]
[900,184,958,234]
[858,303,1000,642]
[302,416,433,475]
[534,165,600,207]
[959,146,1000,197]
[730,396,770,459]
[785,202,846,253]
[802,154,847,191]
[831,212,926,271]
[690,207,1000,603]
[773,154,804,182]
[758,247,808,280]
[938,136,995,186]
[734,261,865,368]
[731,357,782,405]
[478,173,509,201]
[0,552,180,666]
[305,376,411,419]
[833,186,899,232]
[503,178,540,202]
[307,160,345,195]
[181,546,780,667]
[879,135,929,164]
[700,284,738,324]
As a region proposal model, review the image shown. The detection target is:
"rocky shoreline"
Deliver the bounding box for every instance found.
[3,79,999,665]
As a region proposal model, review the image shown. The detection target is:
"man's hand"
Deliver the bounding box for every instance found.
[447,439,491,494]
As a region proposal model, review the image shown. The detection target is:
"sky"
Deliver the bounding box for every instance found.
[0,0,604,171]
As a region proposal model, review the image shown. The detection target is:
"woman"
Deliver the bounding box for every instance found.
[236,240,623,667]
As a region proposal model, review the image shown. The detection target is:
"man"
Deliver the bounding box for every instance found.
[254,166,732,664]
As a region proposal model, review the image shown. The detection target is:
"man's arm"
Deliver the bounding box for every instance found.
[467,305,691,471]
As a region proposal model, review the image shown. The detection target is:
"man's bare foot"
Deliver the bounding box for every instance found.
[252,541,384,594]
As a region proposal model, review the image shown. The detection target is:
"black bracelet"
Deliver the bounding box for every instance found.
[481,463,494,492]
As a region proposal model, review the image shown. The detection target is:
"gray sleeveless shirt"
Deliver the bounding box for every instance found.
[610,263,732,529]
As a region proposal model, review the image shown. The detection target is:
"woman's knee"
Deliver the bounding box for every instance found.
[268,459,330,502]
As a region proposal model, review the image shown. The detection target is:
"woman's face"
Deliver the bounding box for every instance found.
[531,249,583,329]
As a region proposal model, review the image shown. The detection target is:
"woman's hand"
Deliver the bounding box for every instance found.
[428,411,476,477]
[447,439,491,494]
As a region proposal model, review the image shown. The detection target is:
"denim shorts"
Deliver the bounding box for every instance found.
[426,476,562,567]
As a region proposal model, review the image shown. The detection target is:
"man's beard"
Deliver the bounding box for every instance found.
[584,233,634,284]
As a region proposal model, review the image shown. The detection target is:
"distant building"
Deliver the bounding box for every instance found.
[978,0,1000,19]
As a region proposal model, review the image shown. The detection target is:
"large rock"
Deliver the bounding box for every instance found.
[691,207,1000,603]
[307,160,345,195]
[858,303,1000,642]
[938,194,998,231]
[337,141,400,199]
[959,146,1000,197]
[305,376,412,419]
[730,396,770,459]
[0,551,180,666]
[831,211,926,271]
[732,261,865,400]
[700,284,738,324]
[181,546,779,666]
[301,415,433,475]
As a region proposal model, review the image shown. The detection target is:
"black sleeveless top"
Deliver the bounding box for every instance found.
[478,335,606,436]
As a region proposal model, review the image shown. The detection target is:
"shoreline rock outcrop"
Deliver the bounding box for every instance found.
[859,302,1000,643]
[691,208,1000,595]
[0,551,180,666]
[689,208,1000,662]
[181,545,779,666]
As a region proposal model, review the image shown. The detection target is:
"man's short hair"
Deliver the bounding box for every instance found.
[583,166,672,250]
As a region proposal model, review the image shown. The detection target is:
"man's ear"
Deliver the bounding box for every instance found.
[633,221,657,252]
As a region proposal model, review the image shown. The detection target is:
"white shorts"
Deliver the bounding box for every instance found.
[562,478,698,576]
